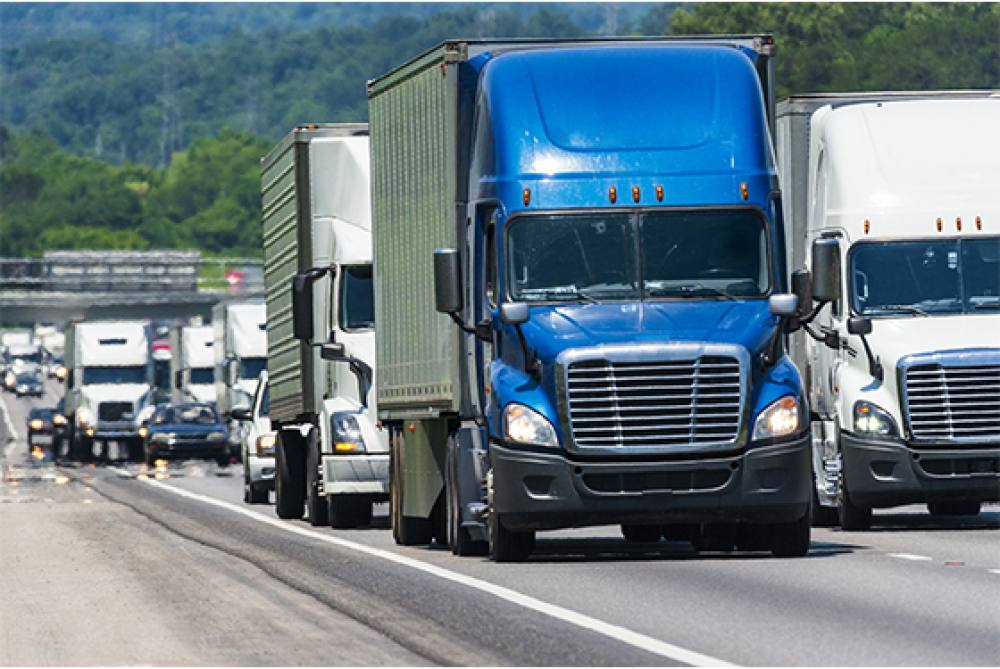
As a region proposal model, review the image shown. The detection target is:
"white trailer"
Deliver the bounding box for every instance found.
[64,320,152,461]
[777,92,1000,529]
[262,124,387,528]
[170,325,217,405]
[213,301,267,452]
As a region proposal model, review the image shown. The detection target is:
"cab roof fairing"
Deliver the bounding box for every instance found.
[469,45,777,212]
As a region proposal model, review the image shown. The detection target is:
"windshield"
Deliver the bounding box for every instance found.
[29,408,53,419]
[83,366,147,385]
[155,404,219,425]
[11,350,41,364]
[340,265,374,331]
[506,210,770,302]
[239,357,266,380]
[190,367,214,384]
[851,237,1000,316]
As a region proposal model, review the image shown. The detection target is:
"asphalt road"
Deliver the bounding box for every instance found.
[2,384,999,666]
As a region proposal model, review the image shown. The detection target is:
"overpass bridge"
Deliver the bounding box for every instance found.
[0,251,264,326]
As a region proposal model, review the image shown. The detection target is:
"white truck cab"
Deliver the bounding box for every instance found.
[170,325,217,405]
[213,301,267,453]
[778,93,1000,529]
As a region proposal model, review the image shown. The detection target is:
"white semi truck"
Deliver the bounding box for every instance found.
[170,324,217,405]
[64,320,153,462]
[263,123,387,528]
[213,301,267,453]
[777,92,1000,529]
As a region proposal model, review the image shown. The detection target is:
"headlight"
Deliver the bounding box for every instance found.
[53,414,67,426]
[55,366,67,380]
[753,396,801,440]
[151,432,173,444]
[138,426,148,439]
[77,407,96,428]
[853,401,898,439]
[17,385,27,393]
[331,413,365,453]
[29,419,43,430]
[256,433,276,456]
[207,431,227,442]
[504,403,559,448]
[4,372,14,387]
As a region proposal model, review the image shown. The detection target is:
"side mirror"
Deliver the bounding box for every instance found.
[173,370,183,390]
[768,293,799,317]
[231,406,252,421]
[791,270,813,315]
[433,248,463,314]
[500,302,529,325]
[847,316,873,336]
[291,272,315,341]
[811,238,842,303]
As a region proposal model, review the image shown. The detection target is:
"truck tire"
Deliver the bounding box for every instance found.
[329,495,373,529]
[305,437,328,527]
[486,469,534,562]
[770,513,811,557]
[275,430,305,520]
[390,429,433,545]
[244,481,269,504]
[621,524,662,543]
[928,501,981,516]
[837,477,872,531]
[446,435,487,556]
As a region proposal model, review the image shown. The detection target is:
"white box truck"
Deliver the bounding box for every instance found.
[170,324,217,405]
[777,92,1000,529]
[64,320,153,462]
[213,301,267,450]
[263,123,387,528]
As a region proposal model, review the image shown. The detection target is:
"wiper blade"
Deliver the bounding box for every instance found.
[972,302,1000,311]
[876,304,929,316]
[647,284,737,301]
[520,286,599,304]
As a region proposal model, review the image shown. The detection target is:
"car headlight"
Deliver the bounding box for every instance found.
[256,433,276,456]
[853,400,898,439]
[753,396,801,440]
[17,385,27,393]
[207,431,227,442]
[4,372,14,387]
[331,412,365,453]
[504,403,559,448]
[55,366,67,380]
[151,432,173,444]
[29,419,43,430]
[77,407,96,428]
[53,414,67,426]
[138,426,148,439]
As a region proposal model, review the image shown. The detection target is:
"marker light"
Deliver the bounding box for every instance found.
[655,185,664,202]
[740,182,749,200]
[522,188,531,206]
[956,217,962,232]
[864,219,870,234]
[752,396,801,440]
[976,216,983,231]
[609,187,617,204]
[853,401,898,439]
[632,186,640,203]
[936,217,943,232]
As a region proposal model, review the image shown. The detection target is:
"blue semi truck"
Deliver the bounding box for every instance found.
[365,37,818,561]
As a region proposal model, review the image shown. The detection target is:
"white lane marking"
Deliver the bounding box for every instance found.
[107,467,733,667]
[888,553,933,561]
[988,569,1000,575]
[0,393,19,457]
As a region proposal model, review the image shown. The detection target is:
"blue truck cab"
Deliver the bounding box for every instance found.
[368,37,812,561]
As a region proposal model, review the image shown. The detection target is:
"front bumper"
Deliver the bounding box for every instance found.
[148,440,229,460]
[246,454,276,487]
[322,454,390,497]
[491,436,811,531]
[841,433,1000,508]
[94,421,139,440]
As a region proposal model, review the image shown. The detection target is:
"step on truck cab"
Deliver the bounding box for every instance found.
[170,324,217,406]
[264,124,388,528]
[213,301,267,454]
[368,37,814,561]
[777,92,1000,529]
[64,320,152,462]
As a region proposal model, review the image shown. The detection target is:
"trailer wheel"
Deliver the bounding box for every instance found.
[487,469,534,562]
[447,434,487,556]
[329,495,372,529]
[275,430,305,520]
[770,512,811,557]
[305,436,328,526]
[390,429,433,545]
[621,524,663,543]
[928,501,981,516]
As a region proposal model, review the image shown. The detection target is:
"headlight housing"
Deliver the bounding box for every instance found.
[29,419,43,430]
[77,407,96,428]
[753,396,801,441]
[504,403,559,448]
[150,432,173,444]
[853,400,898,439]
[331,412,365,453]
[4,372,15,387]
[53,414,67,426]
[256,433,276,457]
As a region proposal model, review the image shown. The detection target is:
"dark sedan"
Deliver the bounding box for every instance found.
[27,407,58,451]
[14,371,43,398]
[142,403,230,467]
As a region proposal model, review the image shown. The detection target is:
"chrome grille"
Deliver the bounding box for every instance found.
[98,401,133,421]
[904,363,1000,442]
[565,355,742,451]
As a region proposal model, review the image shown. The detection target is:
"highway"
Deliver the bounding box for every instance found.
[2,383,999,666]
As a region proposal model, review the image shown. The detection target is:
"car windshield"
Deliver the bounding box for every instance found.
[29,408,53,419]
[340,265,374,331]
[851,237,1000,316]
[12,351,41,364]
[156,405,219,425]
[83,366,147,384]
[239,357,266,380]
[17,373,39,383]
[506,210,770,302]
[190,367,214,384]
